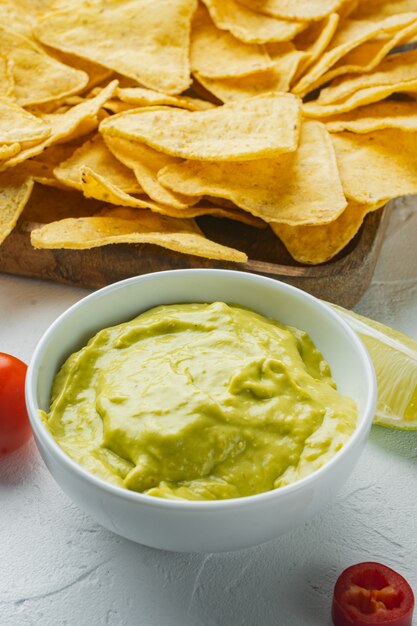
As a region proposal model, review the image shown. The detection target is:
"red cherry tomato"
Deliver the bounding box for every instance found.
[0,353,32,456]
[332,562,414,626]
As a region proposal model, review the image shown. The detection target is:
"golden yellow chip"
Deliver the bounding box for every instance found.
[201,0,307,44]
[0,27,89,106]
[30,206,248,263]
[191,4,274,78]
[238,0,344,21]
[291,13,340,83]
[352,0,417,19]
[79,166,204,218]
[158,120,347,225]
[303,81,417,118]
[305,20,417,92]
[332,129,417,204]
[34,0,198,95]
[271,199,384,264]
[0,3,34,37]
[100,94,301,161]
[1,80,118,171]
[194,64,292,102]
[54,135,142,194]
[117,87,215,111]
[324,101,417,133]
[48,50,114,92]
[14,142,84,188]
[0,143,20,160]
[0,97,51,146]
[103,135,200,210]
[0,54,14,98]
[0,172,34,244]
[317,49,417,105]
[292,14,417,97]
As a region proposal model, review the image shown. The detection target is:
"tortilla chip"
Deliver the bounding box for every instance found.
[271,199,384,264]
[0,27,89,106]
[324,100,417,132]
[158,120,347,225]
[307,21,417,91]
[303,80,417,118]
[238,0,344,21]
[317,49,417,105]
[54,135,142,194]
[0,54,14,98]
[0,80,118,170]
[0,172,34,244]
[0,143,20,160]
[331,129,417,204]
[100,94,301,161]
[292,14,417,97]
[34,0,198,95]
[0,97,51,146]
[46,49,114,92]
[292,13,340,83]
[352,0,417,19]
[191,4,274,79]
[15,141,85,188]
[117,88,215,111]
[201,0,306,44]
[0,2,35,38]
[30,206,248,263]
[103,135,200,210]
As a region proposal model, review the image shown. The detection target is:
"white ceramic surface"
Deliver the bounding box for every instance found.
[25,269,376,553]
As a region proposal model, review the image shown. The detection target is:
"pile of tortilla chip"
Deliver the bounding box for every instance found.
[1,0,417,266]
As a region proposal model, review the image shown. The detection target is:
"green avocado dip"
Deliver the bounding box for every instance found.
[41,302,358,501]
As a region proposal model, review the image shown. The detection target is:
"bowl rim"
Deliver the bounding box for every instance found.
[26,268,377,511]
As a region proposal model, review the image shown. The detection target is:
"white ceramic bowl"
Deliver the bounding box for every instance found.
[26,270,376,553]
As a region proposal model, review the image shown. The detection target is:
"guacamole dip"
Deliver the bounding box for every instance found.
[41,302,358,500]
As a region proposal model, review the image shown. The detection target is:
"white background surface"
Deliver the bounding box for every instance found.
[1,197,416,626]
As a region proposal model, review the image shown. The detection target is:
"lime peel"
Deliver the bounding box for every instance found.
[330,304,417,431]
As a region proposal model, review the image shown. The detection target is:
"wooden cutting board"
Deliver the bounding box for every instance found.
[0,202,392,308]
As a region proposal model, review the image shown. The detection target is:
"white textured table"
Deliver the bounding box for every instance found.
[1,197,416,626]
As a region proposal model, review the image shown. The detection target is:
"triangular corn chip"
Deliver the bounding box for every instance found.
[1,80,118,170]
[303,81,417,118]
[0,97,50,146]
[55,135,142,194]
[291,13,340,83]
[158,120,347,225]
[0,143,20,160]
[191,4,274,78]
[103,135,200,210]
[34,0,198,95]
[317,49,417,105]
[30,206,248,263]
[293,14,417,96]
[100,94,301,161]
[304,20,417,91]
[201,0,307,44]
[117,88,214,111]
[332,129,417,204]
[238,0,344,21]
[324,101,417,133]
[194,52,304,101]
[272,199,384,264]
[0,172,34,244]
[0,27,88,106]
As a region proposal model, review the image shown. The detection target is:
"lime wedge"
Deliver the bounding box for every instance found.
[331,304,417,430]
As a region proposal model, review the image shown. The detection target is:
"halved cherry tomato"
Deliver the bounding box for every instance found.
[332,562,414,626]
[0,353,31,456]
